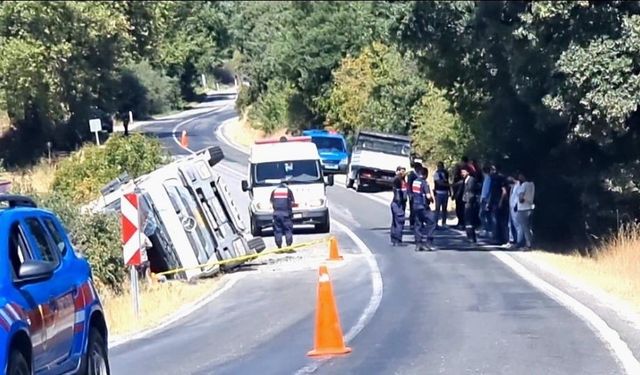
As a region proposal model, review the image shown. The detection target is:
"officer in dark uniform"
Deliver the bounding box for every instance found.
[270,181,295,248]
[411,166,436,251]
[406,159,422,228]
[390,166,407,246]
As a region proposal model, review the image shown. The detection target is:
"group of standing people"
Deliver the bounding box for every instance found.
[389,156,535,251]
[450,156,535,249]
[390,160,437,251]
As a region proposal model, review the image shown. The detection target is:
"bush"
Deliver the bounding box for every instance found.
[117,60,182,119]
[52,134,168,204]
[248,79,300,134]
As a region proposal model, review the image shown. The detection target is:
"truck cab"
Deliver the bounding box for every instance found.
[302,129,350,174]
[241,136,334,236]
[347,130,412,191]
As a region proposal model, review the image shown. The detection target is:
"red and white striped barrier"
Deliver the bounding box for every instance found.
[121,193,143,266]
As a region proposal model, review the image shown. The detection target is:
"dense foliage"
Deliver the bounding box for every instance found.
[0,1,232,165]
[52,133,168,204]
[4,1,640,246]
[231,1,640,245]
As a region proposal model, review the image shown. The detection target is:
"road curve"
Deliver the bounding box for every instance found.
[110,93,626,374]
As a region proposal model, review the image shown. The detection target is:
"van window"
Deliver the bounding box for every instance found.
[253,160,321,186]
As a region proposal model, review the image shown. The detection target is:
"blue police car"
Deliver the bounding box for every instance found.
[0,195,109,375]
[302,129,350,174]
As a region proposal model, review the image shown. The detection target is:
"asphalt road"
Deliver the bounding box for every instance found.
[110,93,626,374]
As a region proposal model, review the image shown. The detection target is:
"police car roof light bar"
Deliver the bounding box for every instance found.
[0,194,38,208]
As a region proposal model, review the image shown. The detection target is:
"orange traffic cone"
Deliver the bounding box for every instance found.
[307,265,352,357]
[327,236,343,261]
[180,130,189,148]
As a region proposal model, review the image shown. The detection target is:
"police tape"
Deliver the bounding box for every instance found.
[151,236,332,280]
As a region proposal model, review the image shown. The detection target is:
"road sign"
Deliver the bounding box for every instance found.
[89,118,102,146]
[121,192,145,318]
[121,193,143,266]
[89,118,102,132]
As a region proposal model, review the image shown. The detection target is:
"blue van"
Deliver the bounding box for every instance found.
[302,129,349,174]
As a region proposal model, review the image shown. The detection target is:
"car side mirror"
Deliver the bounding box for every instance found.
[241,180,250,192]
[325,175,334,186]
[18,260,55,283]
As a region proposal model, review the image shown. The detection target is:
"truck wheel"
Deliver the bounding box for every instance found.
[248,237,266,254]
[250,215,262,237]
[7,349,29,375]
[207,146,225,166]
[315,215,331,233]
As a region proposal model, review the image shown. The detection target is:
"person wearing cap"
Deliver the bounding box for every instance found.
[411,165,436,251]
[390,166,408,246]
[270,181,295,248]
[407,159,423,228]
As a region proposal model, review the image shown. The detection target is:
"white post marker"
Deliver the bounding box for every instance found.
[128,111,133,127]
[89,118,102,146]
[121,192,147,318]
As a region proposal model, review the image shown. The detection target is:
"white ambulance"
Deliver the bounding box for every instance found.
[241,136,334,236]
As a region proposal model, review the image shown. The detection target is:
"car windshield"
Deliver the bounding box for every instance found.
[312,137,345,153]
[253,160,322,185]
[355,136,410,156]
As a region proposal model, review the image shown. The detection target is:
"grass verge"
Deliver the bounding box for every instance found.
[530,224,640,313]
[102,278,221,337]
[226,112,287,148]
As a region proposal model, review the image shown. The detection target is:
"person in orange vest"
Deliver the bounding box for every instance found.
[270,181,295,248]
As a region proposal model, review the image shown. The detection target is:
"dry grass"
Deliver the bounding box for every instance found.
[0,159,59,194]
[531,224,640,312]
[101,278,221,337]
[226,112,287,148]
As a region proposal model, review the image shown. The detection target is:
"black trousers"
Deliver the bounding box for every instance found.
[464,202,478,242]
[455,196,465,227]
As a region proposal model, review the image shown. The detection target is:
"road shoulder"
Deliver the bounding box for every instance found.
[508,251,640,357]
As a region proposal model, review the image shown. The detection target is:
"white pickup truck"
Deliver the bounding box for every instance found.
[346,130,412,191]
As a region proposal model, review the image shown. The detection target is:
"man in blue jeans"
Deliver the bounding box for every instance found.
[479,165,492,237]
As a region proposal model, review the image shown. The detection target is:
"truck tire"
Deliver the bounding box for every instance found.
[248,237,266,253]
[7,349,29,375]
[207,146,225,166]
[315,214,331,233]
[250,214,262,237]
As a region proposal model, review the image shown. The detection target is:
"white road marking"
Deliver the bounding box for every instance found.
[492,251,640,375]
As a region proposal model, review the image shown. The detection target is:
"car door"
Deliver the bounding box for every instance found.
[22,216,75,370]
[7,220,49,373]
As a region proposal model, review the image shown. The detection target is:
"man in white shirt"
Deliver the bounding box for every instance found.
[507,176,520,248]
[515,172,535,249]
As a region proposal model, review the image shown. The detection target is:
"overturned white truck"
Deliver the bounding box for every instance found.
[86,146,265,281]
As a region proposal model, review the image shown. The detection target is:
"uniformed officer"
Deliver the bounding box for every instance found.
[270,181,295,248]
[411,166,436,251]
[407,159,423,228]
[390,166,408,246]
